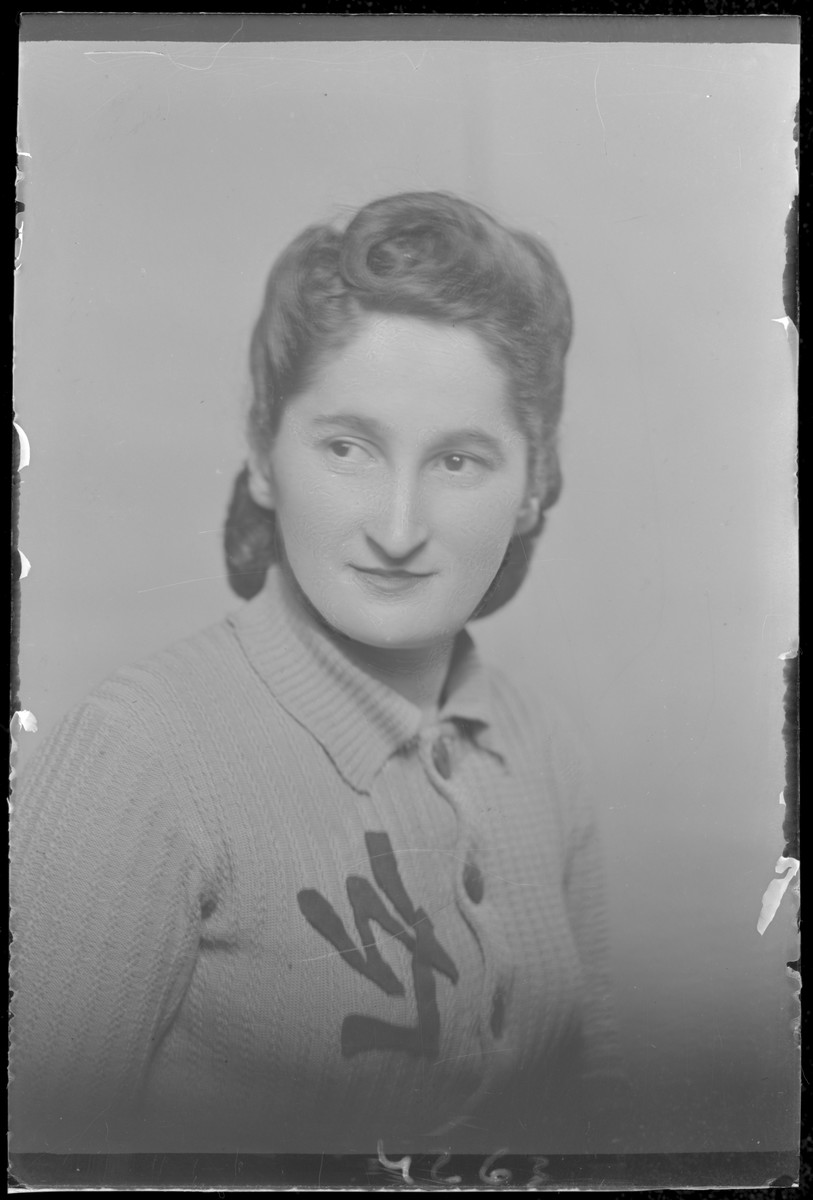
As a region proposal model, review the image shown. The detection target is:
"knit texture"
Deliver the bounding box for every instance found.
[10,567,626,1155]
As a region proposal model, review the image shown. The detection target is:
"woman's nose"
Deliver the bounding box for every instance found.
[365,472,428,561]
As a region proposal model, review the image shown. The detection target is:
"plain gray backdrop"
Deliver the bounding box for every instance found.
[15,34,798,1154]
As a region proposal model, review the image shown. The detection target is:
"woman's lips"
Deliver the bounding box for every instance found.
[351,566,435,593]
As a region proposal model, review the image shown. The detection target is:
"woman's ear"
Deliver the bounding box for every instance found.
[246,449,276,511]
[514,493,541,537]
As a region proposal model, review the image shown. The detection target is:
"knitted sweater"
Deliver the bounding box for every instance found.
[10,567,624,1156]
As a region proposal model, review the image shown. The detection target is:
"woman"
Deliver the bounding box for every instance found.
[11,192,626,1157]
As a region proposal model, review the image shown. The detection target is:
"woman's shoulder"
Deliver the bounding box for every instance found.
[483,659,587,758]
[481,663,598,852]
[27,605,261,766]
[12,605,277,834]
[87,611,247,719]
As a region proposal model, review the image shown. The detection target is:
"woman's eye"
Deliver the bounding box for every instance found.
[327,440,367,462]
[440,453,487,477]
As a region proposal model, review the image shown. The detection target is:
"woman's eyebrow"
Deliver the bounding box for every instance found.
[432,428,508,461]
[310,414,508,460]
[310,413,388,438]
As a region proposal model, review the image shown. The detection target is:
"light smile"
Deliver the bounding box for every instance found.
[351,565,436,593]
[352,566,435,578]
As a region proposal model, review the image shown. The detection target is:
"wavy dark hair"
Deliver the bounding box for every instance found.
[224,191,573,617]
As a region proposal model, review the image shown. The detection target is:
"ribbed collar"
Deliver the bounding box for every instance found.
[229,567,504,794]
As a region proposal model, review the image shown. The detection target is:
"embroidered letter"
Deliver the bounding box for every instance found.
[297,831,459,1059]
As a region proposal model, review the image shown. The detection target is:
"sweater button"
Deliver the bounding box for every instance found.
[432,737,452,780]
[463,857,484,904]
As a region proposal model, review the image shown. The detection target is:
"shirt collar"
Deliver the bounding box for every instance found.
[229,567,504,794]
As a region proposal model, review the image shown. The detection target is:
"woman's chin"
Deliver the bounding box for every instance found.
[334,620,452,654]
[313,602,459,654]
[289,568,489,653]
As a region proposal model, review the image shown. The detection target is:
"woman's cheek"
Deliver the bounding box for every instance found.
[292,470,345,531]
[453,490,520,555]
[296,480,368,558]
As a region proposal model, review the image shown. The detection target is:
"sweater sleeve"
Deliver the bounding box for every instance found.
[10,682,206,1153]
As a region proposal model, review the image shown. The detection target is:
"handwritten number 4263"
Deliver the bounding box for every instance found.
[297,831,459,1059]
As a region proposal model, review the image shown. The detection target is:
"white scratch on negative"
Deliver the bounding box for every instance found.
[137,572,228,594]
[86,50,169,58]
[401,46,428,72]
[10,711,38,784]
[13,711,38,734]
[432,1047,512,1068]
[594,62,608,155]
[14,423,31,469]
[85,20,245,73]
[297,898,458,965]
[758,856,799,935]
[354,846,542,893]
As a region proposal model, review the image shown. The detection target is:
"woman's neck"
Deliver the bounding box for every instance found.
[280,567,453,718]
[334,637,455,720]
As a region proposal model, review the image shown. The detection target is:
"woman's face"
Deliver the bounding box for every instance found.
[252,314,536,652]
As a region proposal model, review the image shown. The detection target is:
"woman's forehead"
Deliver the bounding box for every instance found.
[312,314,506,396]
[352,311,476,351]
[291,316,523,444]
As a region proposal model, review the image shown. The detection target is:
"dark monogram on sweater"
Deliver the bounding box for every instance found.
[297,831,459,1060]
